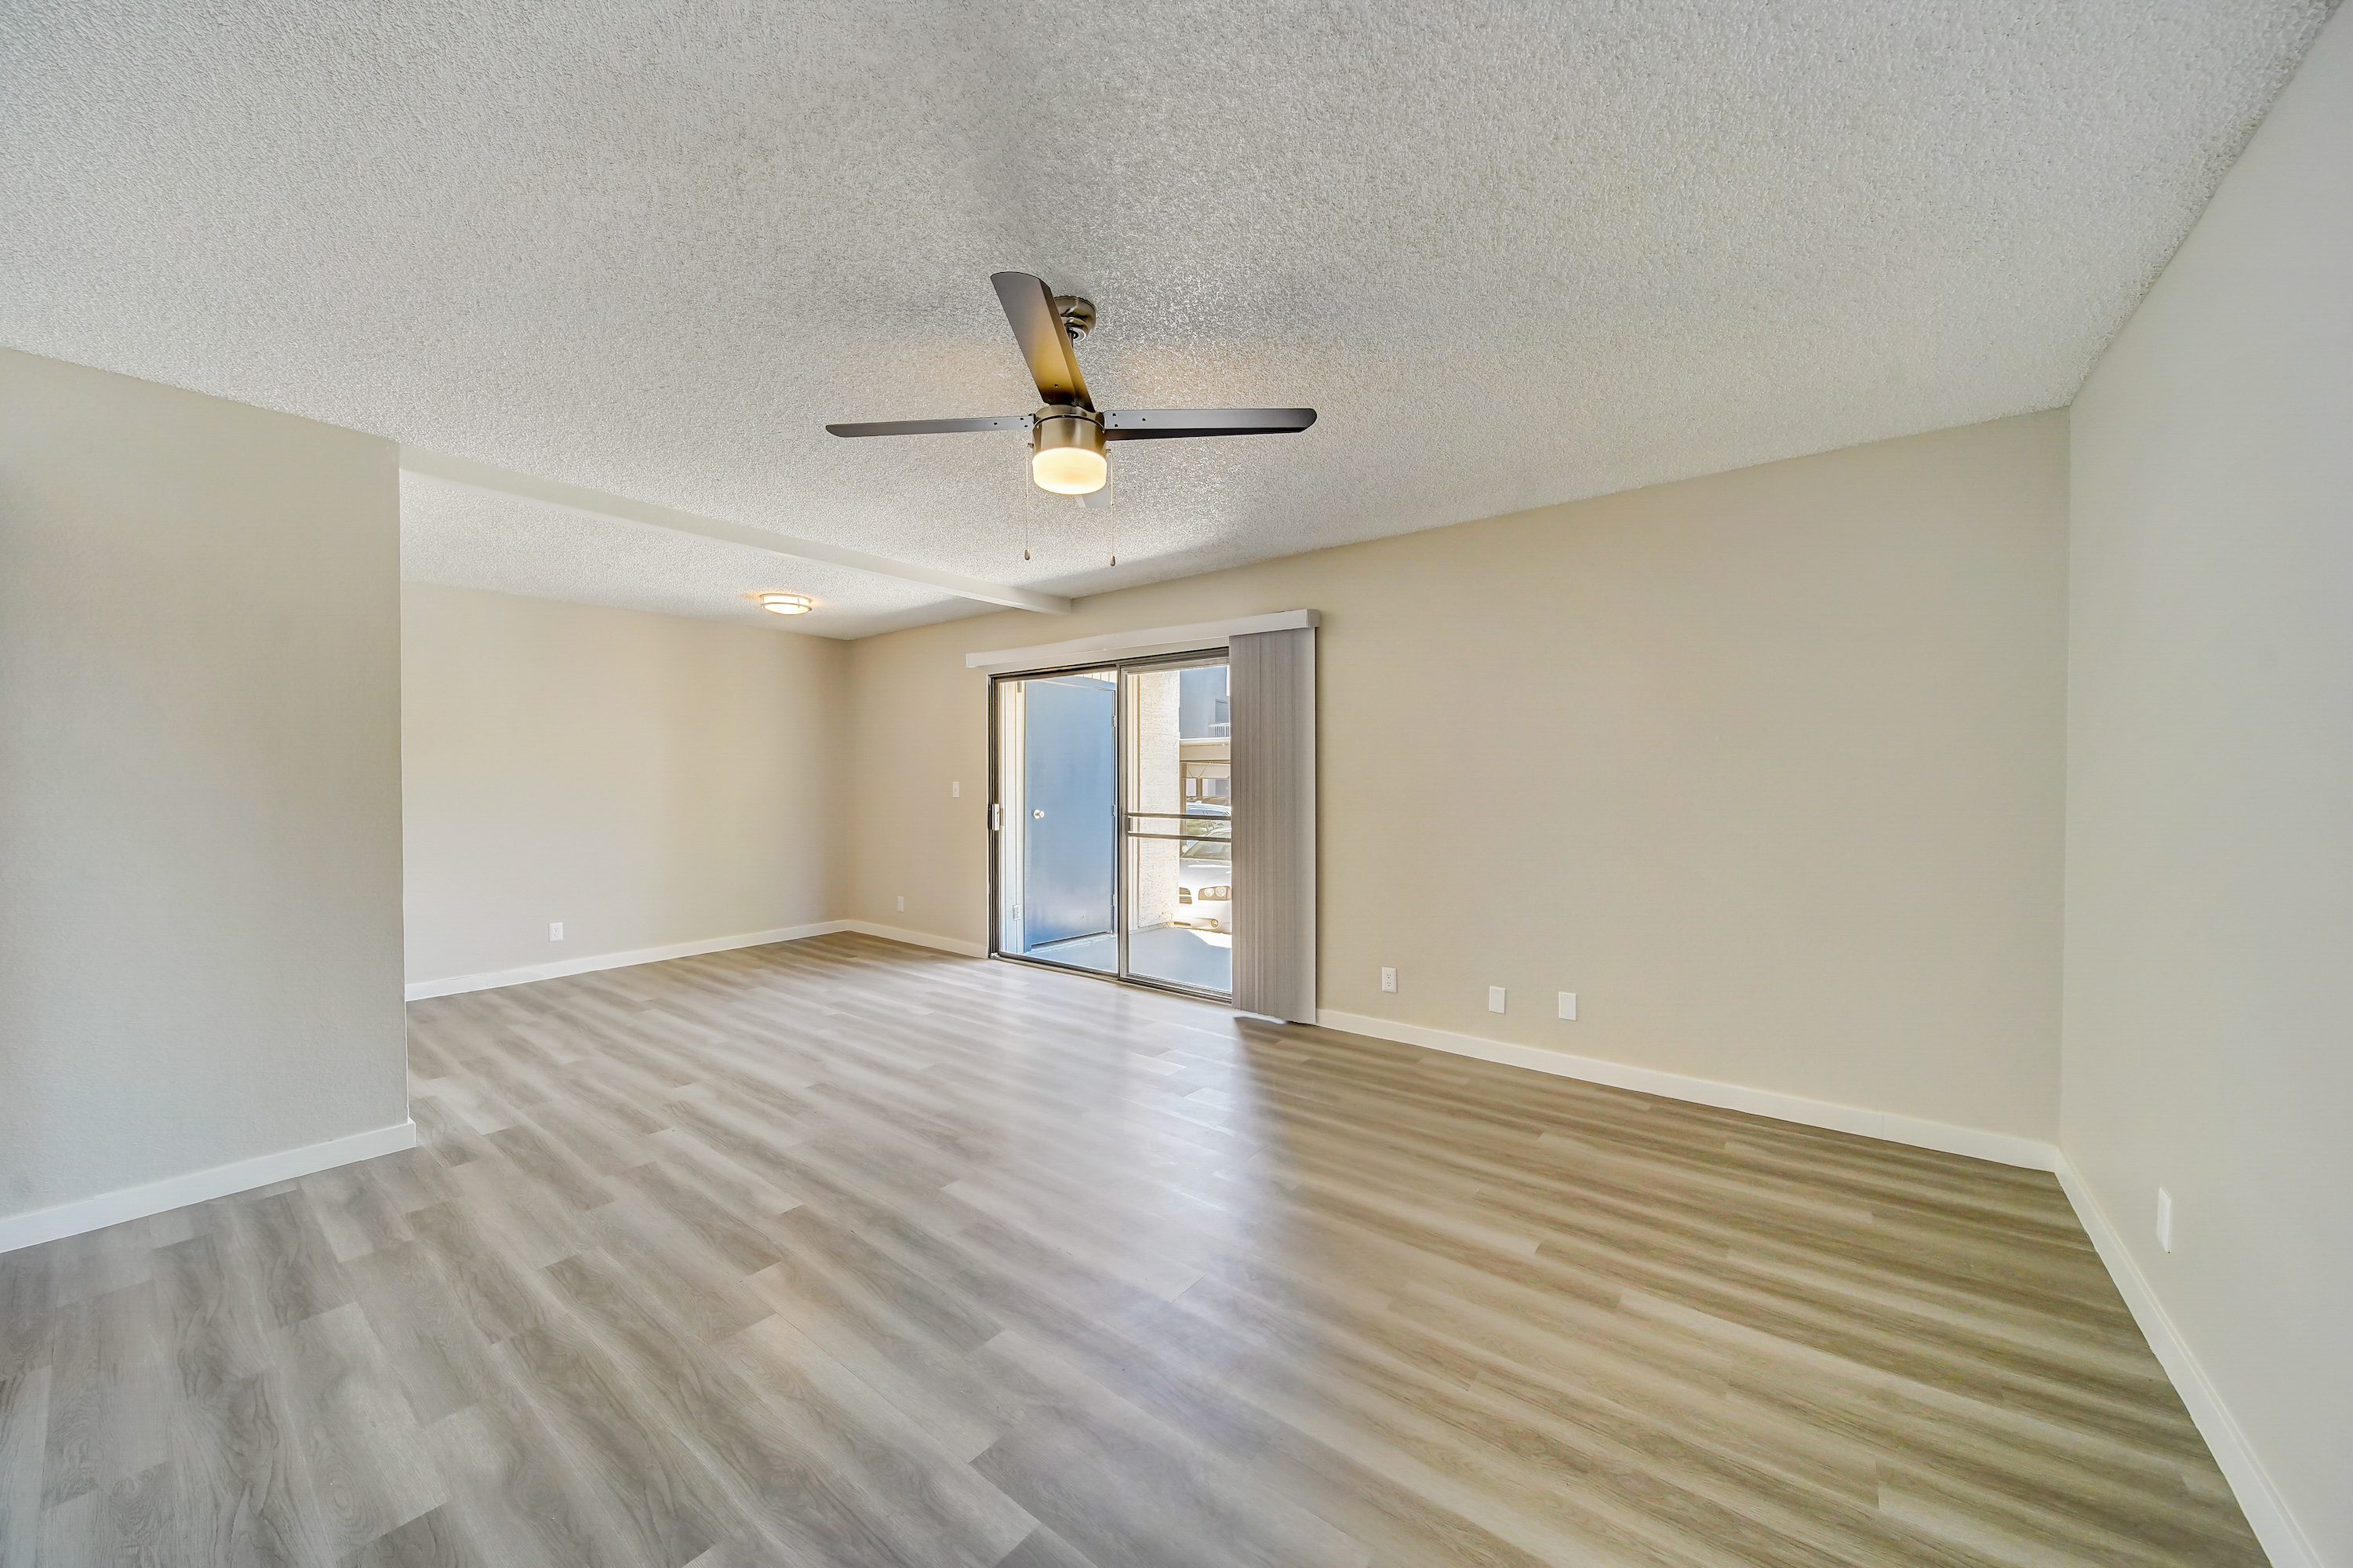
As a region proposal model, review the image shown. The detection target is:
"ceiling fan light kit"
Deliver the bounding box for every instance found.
[1031,405,1107,494]
[827,271,1314,500]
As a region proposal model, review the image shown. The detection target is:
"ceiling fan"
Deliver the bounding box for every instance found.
[826,271,1316,497]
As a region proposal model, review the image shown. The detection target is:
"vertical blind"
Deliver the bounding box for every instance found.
[1230,625,1317,1022]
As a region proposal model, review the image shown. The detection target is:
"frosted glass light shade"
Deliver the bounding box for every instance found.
[1031,445,1108,495]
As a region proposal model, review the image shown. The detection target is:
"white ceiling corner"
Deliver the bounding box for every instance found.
[3,1,2332,634]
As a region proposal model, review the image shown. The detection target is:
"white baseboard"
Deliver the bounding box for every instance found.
[0,1119,418,1255]
[2053,1159,2318,1568]
[837,920,990,959]
[405,920,852,999]
[405,920,990,999]
[1311,1009,2058,1171]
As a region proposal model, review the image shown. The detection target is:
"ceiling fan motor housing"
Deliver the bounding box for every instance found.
[1031,404,1104,461]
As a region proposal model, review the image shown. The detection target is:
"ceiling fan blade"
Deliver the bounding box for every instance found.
[825,415,1035,437]
[1100,408,1317,441]
[991,271,1091,409]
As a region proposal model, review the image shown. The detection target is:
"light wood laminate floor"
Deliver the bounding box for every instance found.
[0,933,2264,1566]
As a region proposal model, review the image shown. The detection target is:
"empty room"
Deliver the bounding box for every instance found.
[3,3,2348,1565]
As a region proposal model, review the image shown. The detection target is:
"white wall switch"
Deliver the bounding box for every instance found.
[1488,985,1507,1013]
[1558,991,1577,1020]
[549,922,564,941]
[952,780,961,797]
[2157,1188,2173,1253]
[896,895,906,912]
[1380,967,1397,993]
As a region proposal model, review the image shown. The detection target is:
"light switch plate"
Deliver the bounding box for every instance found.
[1488,986,1507,1013]
[1558,991,1577,1020]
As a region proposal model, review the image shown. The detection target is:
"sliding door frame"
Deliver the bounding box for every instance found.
[987,646,1233,1003]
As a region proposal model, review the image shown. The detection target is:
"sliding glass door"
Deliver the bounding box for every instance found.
[992,653,1235,999]
[1120,657,1233,993]
[994,669,1118,973]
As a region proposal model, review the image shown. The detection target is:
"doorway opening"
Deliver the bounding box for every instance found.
[991,653,1234,999]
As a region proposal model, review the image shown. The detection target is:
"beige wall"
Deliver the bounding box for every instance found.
[0,351,408,1224]
[849,411,2068,1141]
[2063,7,2353,1558]
[402,584,846,985]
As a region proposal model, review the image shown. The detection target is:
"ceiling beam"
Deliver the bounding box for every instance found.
[398,446,1071,615]
[965,610,1320,671]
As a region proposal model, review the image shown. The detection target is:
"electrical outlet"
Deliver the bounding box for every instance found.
[1488,986,1507,1014]
[1558,991,1577,1020]
[951,780,961,797]
[896,895,906,912]
[549,922,564,941]
[1380,967,1397,993]
[2157,1188,2173,1253]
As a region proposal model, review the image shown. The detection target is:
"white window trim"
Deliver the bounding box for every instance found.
[965,609,1319,673]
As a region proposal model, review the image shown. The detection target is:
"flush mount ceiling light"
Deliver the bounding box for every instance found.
[751,591,813,616]
[826,272,1315,497]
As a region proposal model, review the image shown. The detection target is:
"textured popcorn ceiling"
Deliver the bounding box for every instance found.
[3,2,2329,638]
